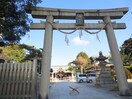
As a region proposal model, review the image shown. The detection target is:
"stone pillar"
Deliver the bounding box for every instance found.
[103,16,130,96]
[39,15,53,99]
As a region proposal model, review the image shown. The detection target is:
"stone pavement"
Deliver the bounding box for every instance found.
[49,80,132,99]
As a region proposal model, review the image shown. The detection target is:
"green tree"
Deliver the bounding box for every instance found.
[20,44,43,61]
[0,0,42,45]
[0,44,25,62]
[70,51,91,74]
[120,38,132,66]
[67,62,76,74]
[0,44,42,62]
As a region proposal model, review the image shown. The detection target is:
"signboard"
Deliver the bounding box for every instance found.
[76,13,84,26]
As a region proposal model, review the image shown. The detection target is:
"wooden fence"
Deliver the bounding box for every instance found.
[0,59,37,99]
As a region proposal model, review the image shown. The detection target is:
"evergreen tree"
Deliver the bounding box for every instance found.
[120,38,132,66]
[20,44,43,61]
[0,44,25,62]
[0,0,42,45]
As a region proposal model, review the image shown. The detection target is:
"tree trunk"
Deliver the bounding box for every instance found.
[80,66,83,74]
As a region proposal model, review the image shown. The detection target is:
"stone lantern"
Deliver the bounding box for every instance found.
[96,51,115,87]
[96,51,108,72]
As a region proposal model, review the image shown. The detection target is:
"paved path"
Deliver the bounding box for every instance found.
[49,81,132,99]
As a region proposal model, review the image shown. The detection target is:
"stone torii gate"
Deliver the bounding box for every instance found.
[25,6,130,99]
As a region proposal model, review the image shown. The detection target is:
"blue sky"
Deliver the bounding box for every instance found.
[21,0,132,65]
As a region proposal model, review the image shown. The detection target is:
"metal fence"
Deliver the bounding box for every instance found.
[0,59,37,99]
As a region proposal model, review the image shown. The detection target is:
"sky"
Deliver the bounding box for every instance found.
[20,0,132,66]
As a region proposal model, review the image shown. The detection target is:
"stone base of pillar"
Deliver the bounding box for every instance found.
[96,71,117,88]
[119,90,132,96]
[38,94,49,99]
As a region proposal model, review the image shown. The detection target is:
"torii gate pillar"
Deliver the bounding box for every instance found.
[39,15,53,99]
[103,16,130,95]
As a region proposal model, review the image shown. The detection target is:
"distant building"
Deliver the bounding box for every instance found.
[51,65,73,80]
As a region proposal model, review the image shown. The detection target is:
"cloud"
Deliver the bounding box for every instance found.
[71,37,89,46]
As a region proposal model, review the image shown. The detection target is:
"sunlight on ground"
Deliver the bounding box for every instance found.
[127,79,132,82]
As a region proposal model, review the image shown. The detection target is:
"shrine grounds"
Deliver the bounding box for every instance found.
[49,79,132,99]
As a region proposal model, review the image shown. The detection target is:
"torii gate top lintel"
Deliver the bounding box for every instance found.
[25,6,128,19]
